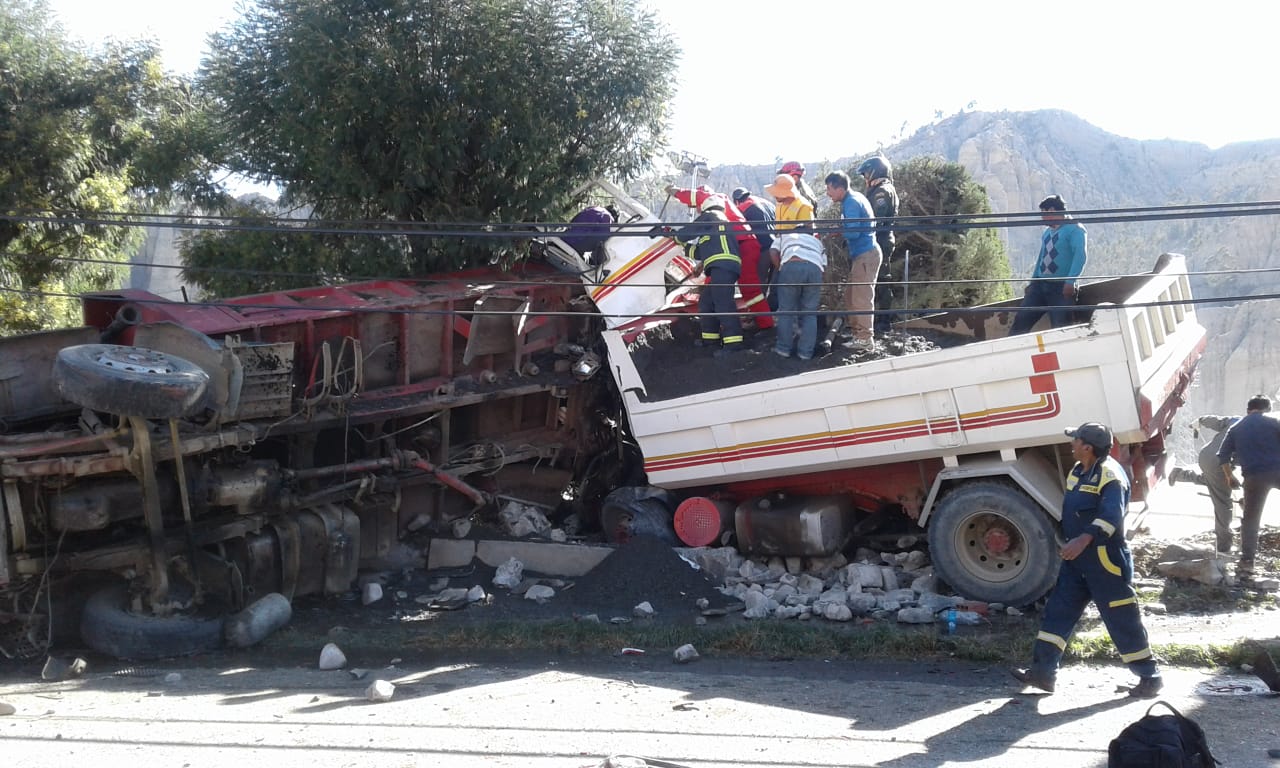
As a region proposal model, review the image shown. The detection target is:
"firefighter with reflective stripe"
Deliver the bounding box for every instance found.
[674,197,744,357]
[666,185,773,329]
[1013,422,1163,698]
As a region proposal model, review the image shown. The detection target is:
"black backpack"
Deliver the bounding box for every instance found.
[1108,701,1221,768]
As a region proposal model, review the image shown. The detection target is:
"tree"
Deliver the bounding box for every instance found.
[0,1,225,333]
[188,0,679,296]
[891,156,1012,312]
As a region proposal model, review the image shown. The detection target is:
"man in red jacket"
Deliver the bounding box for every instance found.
[665,184,773,330]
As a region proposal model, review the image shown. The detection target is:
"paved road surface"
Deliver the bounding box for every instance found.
[0,654,1276,768]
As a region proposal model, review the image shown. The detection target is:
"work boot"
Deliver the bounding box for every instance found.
[1128,675,1165,699]
[1253,648,1280,692]
[1011,667,1055,693]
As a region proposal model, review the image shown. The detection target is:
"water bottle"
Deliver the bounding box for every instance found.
[946,607,957,635]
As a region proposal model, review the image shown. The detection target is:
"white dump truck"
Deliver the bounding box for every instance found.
[0,182,1202,659]
[545,182,1206,607]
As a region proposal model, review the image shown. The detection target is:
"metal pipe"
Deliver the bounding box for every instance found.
[412,458,488,507]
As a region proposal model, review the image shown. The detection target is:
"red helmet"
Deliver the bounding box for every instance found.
[778,161,805,177]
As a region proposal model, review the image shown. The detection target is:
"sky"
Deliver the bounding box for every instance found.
[43,0,1280,167]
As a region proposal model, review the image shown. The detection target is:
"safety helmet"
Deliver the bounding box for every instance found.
[698,193,728,213]
[731,187,750,204]
[856,156,892,181]
[778,161,805,177]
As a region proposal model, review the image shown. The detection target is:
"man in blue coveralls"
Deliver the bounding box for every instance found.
[1012,422,1163,698]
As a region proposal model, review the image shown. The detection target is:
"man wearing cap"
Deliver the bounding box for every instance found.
[666,185,773,330]
[1013,421,1163,698]
[672,197,745,356]
[1215,395,1280,583]
[1009,195,1088,335]
[734,187,779,310]
[765,174,815,230]
[824,171,881,352]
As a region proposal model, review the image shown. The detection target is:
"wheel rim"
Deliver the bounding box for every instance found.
[951,510,1029,585]
[92,347,183,375]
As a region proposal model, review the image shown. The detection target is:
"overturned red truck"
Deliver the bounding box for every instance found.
[0,182,1204,659]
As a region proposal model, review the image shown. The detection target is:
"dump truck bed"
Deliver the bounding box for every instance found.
[603,258,1204,490]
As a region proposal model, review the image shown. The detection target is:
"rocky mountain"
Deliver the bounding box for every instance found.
[706,110,1280,449]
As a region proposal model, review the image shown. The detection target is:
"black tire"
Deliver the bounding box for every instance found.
[927,480,1060,607]
[80,583,225,660]
[53,344,210,419]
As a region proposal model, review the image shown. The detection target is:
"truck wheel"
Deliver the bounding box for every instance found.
[80,583,225,660]
[54,344,210,419]
[927,481,1060,607]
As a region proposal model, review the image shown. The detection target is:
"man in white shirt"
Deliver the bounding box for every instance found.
[770,224,827,360]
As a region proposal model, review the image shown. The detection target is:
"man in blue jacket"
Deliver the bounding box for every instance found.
[1010,195,1087,334]
[1216,395,1280,583]
[824,171,880,351]
[1013,422,1163,698]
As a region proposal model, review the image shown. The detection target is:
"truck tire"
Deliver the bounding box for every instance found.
[53,344,210,419]
[927,481,1060,607]
[80,583,225,660]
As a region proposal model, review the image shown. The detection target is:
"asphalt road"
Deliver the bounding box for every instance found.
[0,652,1277,768]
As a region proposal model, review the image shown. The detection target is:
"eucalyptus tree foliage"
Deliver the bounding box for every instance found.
[190,0,679,294]
[890,156,1013,311]
[0,1,223,332]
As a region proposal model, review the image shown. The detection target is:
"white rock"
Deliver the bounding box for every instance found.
[673,644,700,663]
[694,616,707,626]
[1144,602,1168,615]
[396,590,409,599]
[880,566,902,590]
[878,600,902,612]
[774,605,804,620]
[897,606,937,624]
[1006,606,1023,616]
[896,535,919,549]
[695,597,710,609]
[349,668,369,680]
[823,603,854,621]
[436,587,470,602]
[524,584,556,602]
[784,557,803,574]
[365,679,396,702]
[815,588,847,607]
[910,573,938,594]
[784,593,811,607]
[884,588,916,604]
[807,553,848,574]
[466,585,487,602]
[362,583,384,605]
[853,563,884,589]
[917,593,962,613]
[633,601,655,618]
[743,591,771,614]
[549,528,568,543]
[405,512,431,532]
[451,517,472,539]
[499,500,551,538]
[1157,558,1226,585]
[0,702,14,716]
[493,557,525,589]
[163,672,183,684]
[319,643,347,670]
[902,550,930,571]
[849,594,880,614]
[772,584,797,603]
[429,576,450,591]
[779,572,799,587]
[797,574,826,597]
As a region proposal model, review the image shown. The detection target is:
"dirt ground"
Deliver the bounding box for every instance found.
[629,318,940,402]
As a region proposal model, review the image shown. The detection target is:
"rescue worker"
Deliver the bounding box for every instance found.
[1216,395,1280,584]
[778,160,820,212]
[1013,422,1163,698]
[673,196,745,357]
[733,186,778,310]
[666,185,773,330]
[856,156,900,333]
